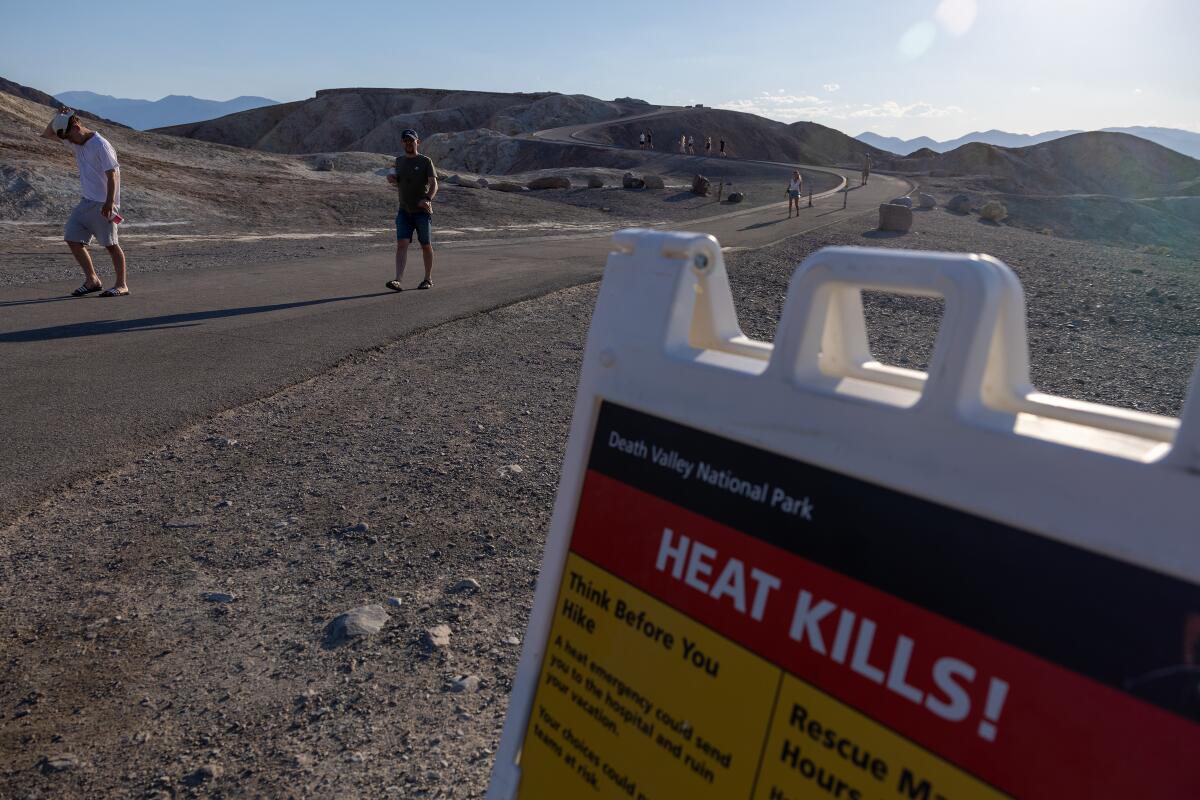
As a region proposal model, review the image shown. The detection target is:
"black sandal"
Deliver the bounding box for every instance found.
[72,282,102,297]
[386,280,404,292]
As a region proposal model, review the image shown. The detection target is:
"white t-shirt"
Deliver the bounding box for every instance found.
[788,177,803,192]
[65,133,120,206]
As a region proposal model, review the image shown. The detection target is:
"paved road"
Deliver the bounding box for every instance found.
[0,115,908,524]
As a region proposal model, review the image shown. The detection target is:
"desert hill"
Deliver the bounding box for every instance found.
[55,90,278,131]
[155,88,638,155]
[0,89,391,227]
[579,107,885,166]
[859,127,1200,160]
[0,77,125,128]
[887,132,1200,198]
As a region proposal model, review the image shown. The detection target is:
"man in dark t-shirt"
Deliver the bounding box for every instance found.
[386,128,438,291]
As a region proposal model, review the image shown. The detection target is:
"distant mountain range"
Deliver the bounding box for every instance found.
[54,91,279,131]
[857,127,1200,160]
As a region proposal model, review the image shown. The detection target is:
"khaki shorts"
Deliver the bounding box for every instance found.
[65,199,118,247]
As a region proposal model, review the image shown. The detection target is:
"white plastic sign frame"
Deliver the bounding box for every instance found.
[487,229,1200,799]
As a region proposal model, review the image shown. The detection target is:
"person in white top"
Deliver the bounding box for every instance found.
[40,107,129,296]
[786,170,804,218]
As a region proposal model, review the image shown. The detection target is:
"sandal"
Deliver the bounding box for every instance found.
[72,282,102,297]
[417,279,433,290]
[386,280,404,292]
[100,286,130,297]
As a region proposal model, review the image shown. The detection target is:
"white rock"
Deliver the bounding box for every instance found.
[387,596,403,608]
[424,625,452,649]
[450,675,481,693]
[201,592,236,603]
[450,578,481,594]
[331,605,390,639]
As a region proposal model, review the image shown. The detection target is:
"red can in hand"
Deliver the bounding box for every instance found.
[110,212,123,225]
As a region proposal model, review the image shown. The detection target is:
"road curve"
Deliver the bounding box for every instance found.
[0,110,909,525]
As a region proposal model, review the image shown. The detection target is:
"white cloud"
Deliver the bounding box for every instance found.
[717,97,963,124]
[718,95,832,121]
[1029,86,1042,93]
[935,0,977,36]
[823,83,840,93]
[1134,88,1144,94]
[846,101,964,119]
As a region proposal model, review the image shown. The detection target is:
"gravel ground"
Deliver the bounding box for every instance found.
[2,208,1197,799]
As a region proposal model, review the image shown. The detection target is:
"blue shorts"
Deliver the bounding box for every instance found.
[788,190,801,199]
[396,209,432,245]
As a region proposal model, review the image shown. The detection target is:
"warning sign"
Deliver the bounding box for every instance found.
[511,401,1200,799]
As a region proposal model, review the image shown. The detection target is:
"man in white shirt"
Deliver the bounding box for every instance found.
[41,108,129,297]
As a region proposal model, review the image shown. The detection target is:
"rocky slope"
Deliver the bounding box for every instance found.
[886,132,1200,198]
[581,107,885,166]
[155,88,634,154]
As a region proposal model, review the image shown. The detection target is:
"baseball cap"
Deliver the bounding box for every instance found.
[51,111,74,136]
[401,128,418,140]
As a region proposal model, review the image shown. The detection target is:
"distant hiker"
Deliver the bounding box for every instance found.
[646,130,653,149]
[385,128,438,291]
[687,135,695,154]
[41,108,129,297]
[862,153,871,185]
[720,138,727,157]
[787,170,804,218]
[679,134,687,154]
[639,132,646,150]
[705,136,712,156]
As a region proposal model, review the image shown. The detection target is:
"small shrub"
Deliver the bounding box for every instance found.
[980,200,1008,222]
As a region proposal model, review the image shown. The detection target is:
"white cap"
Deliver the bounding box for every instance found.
[51,111,74,135]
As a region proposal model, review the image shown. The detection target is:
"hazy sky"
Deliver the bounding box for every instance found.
[3,0,1196,140]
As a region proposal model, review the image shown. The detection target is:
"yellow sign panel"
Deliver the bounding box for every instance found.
[755,675,1008,800]
[518,554,780,799]
[518,553,1008,799]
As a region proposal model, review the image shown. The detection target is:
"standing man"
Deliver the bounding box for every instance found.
[862,153,872,185]
[719,138,727,157]
[386,129,438,291]
[41,108,129,297]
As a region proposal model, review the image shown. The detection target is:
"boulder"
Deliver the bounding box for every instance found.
[622,172,645,190]
[527,175,571,190]
[314,156,335,172]
[325,604,390,646]
[456,177,483,189]
[980,200,1008,222]
[890,196,913,208]
[878,203,913,232]
[947,194,972,213]
[641,174,665,190]
[727,192,745,203]
[918,192,937,209]
[691,175,711,196]
[489,181,526,193]
[477,177,489,188]
[587,175,604,189]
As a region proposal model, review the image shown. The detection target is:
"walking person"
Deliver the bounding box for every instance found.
[385,129,438,291]
[638,132,646,150]
[679,134,686,154]
[646,130,653,150]
[687,135,695,155]
[786,170,804,218]
[862,153,871,185]
[41,108,129,297]
[705,136,712,157]
[720,138,727,157]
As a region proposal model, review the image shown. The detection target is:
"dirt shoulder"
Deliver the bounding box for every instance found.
[2,209,1196,799]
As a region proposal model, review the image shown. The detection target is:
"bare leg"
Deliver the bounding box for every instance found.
[105,244,127,290]
[420,244,434,283]
[395,240,409,282]
[68,241,101,287]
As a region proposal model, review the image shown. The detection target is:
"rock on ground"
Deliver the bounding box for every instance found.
[878,202,914,232]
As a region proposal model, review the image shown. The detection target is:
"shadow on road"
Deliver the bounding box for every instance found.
[0,293,392,343]
[0,296,80,309]
[739,217,792,232]
[861,230,908,240]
